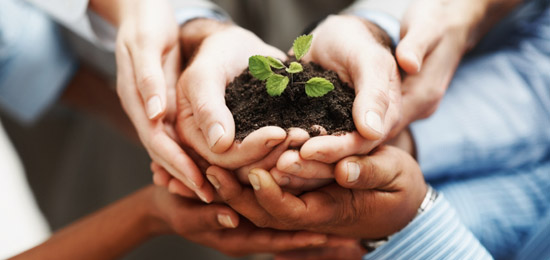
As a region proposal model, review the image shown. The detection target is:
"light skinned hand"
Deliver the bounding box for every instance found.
[393,0,521,134]
[206,146,427,239]
[175,19,290,169]
[292,15,401,165]
[103,0,213,202]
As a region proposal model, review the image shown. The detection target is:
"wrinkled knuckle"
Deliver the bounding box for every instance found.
[370,88,391,111]
[253,217,272,229]
[137,74,158,93]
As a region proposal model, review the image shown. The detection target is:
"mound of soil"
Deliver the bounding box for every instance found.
[225,61,356,141]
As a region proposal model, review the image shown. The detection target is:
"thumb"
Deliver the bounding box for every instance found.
[334,146,410,190]
[181,65,235,154]
[396,25,440,74]
[130,46,168,120]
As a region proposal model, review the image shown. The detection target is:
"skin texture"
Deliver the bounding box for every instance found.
[11,186,351,259]
[204,146,427,239]
[392,0,521,135]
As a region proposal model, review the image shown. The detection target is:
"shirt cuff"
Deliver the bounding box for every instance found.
[364,194,493,260]
[345,10,400,46]
[175,7,230,26]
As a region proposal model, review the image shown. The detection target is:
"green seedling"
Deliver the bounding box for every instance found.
[248,34,334,97]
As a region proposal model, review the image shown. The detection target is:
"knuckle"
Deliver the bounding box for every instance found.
[137,74,159,93]
[252,217,272,229]
[368,88,391,112]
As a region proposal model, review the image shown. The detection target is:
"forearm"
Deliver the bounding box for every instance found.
[12,186,159,260]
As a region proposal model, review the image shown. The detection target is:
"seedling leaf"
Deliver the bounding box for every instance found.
[249,55,273,80]
[293,34,313,60]
[286,62,303,74]
[267,57,285,69]
[305,77,334,97]
[266,74,289,96]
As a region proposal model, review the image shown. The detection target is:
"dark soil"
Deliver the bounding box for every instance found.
[225,61,356,141]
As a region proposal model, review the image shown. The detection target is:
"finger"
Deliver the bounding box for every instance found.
[206,166,274,227]
[248,168,334,228]
[350,50,396,141]
[183,202,240,231]
[151,162,170,187]
[128,45,167,120]
[275,245,365,260]
[180,64,235,153]
[276,150,334,179]
[334,146,410,190]
[167,178,198,198]
[271,168,333,192]
[213,223,329,256]
[149,132,215,203]
[236,128,310,183]
[396,23,441,74]
[396,36,462,132]
[299,132,379,163]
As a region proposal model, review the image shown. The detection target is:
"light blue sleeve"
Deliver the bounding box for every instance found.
[410,7,550,180]
[364,194,493,260]
[435,160,550,259]
[0,0,77,124]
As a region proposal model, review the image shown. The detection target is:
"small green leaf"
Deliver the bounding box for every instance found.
[249,55,273,80]
[293,34,313,60]
[285,62,303,74]
[305,77,334,97]
[267,56,285,69]
[266,74,289,96]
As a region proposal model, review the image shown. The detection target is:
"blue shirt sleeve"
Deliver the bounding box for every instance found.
[364,194,493,260]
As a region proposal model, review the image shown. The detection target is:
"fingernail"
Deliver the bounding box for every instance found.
[207,123,225,149]
[405,51,421,72]
[248,173,261,191]
[146,95,162,119]
[278,176,291,186]
[365,111,383,135]
[284,163,301,173]
[347,162,360,182]
[266,139,282,148]
[312,236,328,246]
[206,175,221,190]
[217,214,236,228]
[196,189,211,204]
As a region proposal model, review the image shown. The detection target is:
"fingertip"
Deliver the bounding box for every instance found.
[146,95,166,120]
[396,46,421,74]
[334,157,361,188]
[206,122,234,153]
[276,150,301,173]
[217,212,239,228]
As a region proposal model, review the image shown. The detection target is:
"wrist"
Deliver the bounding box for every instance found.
[180,18,232,61]
[141,186,174,237]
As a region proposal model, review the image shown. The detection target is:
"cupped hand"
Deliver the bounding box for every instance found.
[393,0,520,134]
[294,15,401,164]
[175,19,291,169]
[113,0,212,201]
[146,186,352,257]
[206,146,427,239]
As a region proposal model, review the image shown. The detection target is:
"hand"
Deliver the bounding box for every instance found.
[100,0,212,201]
[206,146,427,239]
[176,19,289,168]
[151,128,313,196]
[147,186,354,257]
[275,244,365,260]
[289,15,401,165]
[393,0,521,133]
